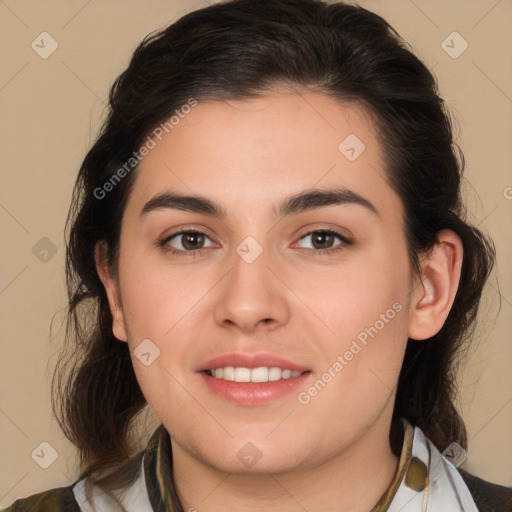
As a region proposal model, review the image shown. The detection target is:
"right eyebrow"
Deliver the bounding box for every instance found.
[140,192,226,219]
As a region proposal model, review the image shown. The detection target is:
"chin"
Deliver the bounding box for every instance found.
[206,450,306,476]
[182,434,311,475]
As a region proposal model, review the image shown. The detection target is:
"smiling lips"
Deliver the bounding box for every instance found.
[198,353,311,405]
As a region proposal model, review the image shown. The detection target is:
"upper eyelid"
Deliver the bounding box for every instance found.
[162,228,218,253]
[294,228,354,245]
[294,229,352,249]
[161,227,216,242]
[163,228,345,239]
[298,229,349,240]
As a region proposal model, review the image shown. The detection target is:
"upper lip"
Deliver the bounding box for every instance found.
[198,352,310,373]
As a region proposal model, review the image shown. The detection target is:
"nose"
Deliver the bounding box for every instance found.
[213,244,290,334]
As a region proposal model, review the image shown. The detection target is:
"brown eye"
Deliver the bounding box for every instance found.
[310,232,336,250]
[165,230,214,252]
[296,230,351,254]
[181,232,205,250]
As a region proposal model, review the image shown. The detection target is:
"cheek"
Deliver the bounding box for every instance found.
[115,258,208,405]
[293,276,409,436]
[118,256,209,340]
[299,242,411,390]
[118,268,200,420]
[298,248,410,344]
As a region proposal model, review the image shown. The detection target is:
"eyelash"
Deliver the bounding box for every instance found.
[158,230,214,258]
[158,229,352,258]
[298,230,353,255]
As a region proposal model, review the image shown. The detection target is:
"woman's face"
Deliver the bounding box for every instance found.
[106,92,419,474]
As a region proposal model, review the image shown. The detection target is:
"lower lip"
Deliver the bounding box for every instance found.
[199,371,311,405]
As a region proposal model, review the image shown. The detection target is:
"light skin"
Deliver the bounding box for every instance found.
[96,91,463,511]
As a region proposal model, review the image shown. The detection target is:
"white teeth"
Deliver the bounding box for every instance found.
[234,367,251,382]
[222,366,235,381]
[208,366,304,383]
[250,367,269,382]
[269,367,282,381]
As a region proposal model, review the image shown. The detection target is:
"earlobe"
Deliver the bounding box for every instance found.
[94,241,128,342]
[408,230,463,341]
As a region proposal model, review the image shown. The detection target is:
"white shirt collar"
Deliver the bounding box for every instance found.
[382,419,478,511]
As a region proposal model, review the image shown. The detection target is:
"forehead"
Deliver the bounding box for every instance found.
[123,92,398,221]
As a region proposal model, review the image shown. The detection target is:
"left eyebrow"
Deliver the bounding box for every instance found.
[275,188,379,217]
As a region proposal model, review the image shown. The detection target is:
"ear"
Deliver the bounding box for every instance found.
[95,241,128,342]
[408,229,463,341]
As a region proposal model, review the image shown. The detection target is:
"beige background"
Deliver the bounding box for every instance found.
[0,0,511,506]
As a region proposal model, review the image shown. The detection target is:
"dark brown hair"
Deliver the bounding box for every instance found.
[52,0,495,507]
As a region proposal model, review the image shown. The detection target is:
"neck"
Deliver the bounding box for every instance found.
[171,415,401,512]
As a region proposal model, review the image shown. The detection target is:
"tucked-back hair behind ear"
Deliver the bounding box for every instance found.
[52,0,495,505]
